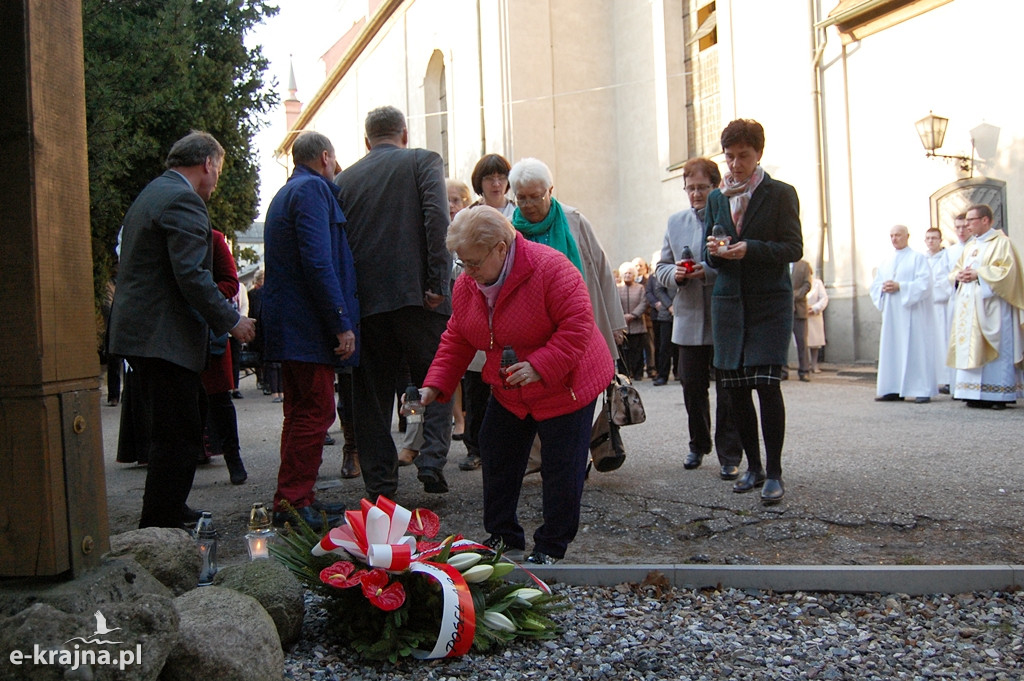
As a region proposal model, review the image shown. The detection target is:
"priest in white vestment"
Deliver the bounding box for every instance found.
[924,227,954,392]
[870,225,937,403]
[948,204,1024,409]
[942,214,971,389]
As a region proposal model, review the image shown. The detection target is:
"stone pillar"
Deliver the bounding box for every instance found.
[0,0,110,577]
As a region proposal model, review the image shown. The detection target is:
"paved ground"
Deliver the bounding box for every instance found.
[99,364,1024,568]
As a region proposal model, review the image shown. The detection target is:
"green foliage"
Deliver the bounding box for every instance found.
[82,0,279,304]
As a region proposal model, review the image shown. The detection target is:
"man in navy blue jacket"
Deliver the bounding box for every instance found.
[263,131,359,531]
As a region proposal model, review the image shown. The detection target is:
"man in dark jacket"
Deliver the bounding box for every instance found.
[109,131,255,529]
[263,131,358,531]
[335,106,453,499]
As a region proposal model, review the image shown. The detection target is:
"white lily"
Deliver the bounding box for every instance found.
[483,610,516,632]
[447,552,482,571]
[510,587,545,603]
[461,564,494,583]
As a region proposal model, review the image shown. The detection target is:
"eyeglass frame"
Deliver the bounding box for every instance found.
[515,187,551,206]
[454,242,501,270]
[684,184,713,194]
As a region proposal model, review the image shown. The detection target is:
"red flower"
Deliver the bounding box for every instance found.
[360,568,406,611]
[319,561,365,589]
[406,508,440,538]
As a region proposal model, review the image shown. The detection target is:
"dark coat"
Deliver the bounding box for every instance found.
[334,143,451,319]
[109,171,240,373]
[704,172,803,369]
[262,164,359,366]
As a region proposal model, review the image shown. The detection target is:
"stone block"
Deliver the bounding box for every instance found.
[108,528,201,596]
[212,560,304,648]
[161,586,282,681]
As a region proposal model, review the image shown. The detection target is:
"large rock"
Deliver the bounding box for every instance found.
[0,557,171,617]
[108,528,201,596]
[0,595,178,681]
[212,560,304,648]
[160,587,282,681]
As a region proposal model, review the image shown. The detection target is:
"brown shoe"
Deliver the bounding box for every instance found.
[341,447,361,479]
[398,448,418,467]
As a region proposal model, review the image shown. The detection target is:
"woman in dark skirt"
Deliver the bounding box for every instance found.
[704,119,803,504]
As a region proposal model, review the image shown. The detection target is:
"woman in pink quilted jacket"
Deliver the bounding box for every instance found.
[421,206,613,564]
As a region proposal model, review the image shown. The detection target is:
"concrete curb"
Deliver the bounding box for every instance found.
[515,564,1024,595]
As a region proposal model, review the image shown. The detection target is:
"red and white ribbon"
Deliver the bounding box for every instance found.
[311,496,416,571]
[408,562,476,659]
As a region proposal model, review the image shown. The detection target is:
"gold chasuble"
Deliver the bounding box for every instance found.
[948,230,1024,370]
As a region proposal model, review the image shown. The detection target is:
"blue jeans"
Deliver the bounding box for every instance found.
[479,396,598,559]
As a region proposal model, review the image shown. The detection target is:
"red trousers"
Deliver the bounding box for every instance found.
[274,361,336,510]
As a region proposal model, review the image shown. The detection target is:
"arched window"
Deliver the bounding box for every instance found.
[424,50,449,174]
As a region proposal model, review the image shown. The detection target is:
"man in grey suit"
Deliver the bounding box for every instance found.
[109,131,255,529]
[334,106,452,500]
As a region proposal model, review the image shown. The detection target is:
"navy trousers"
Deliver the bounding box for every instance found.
[478,395,597,559]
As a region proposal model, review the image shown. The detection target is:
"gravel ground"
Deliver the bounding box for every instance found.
[284,583,1024,680]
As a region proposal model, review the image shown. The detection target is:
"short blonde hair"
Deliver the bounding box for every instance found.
[446,205,515,254]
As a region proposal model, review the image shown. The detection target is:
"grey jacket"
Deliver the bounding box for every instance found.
[109,171,240,373]
[655,208,718,346]
[334,144,451,319]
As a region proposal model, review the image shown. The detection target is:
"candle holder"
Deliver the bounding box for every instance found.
[246,502,276,561]
[195,512,218,585]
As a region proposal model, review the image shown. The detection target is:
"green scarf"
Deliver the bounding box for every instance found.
[512,197,584,274]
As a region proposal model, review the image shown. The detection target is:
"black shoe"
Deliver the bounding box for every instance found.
[761,478,785,504]
[719,465,740,480]
[273,505,339,533]
[652,377,668,386]
[798,372,810,382]
[874,393,903,402]
[482,535,525,560]
[525,550,560,565]
[938,385,950,395]
[458,453,482,471]
[683,450,704,470]
[311,499,346,515]
[324,434,336,446]
[991,402,1008,410]
[182,505,204,527]
[231,390,243,399]
[733,470,766,493]
[418,467,449,494]
[914,397,931,404]
[224,454,247,485]
[965,400,988,409]
[452,432,465,441]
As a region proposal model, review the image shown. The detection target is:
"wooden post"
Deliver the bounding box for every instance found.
[0,0,110,577]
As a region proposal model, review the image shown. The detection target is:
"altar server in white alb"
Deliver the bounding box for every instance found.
[870,224,937,403]
[948,204,1024,409]
[923,226,954,393]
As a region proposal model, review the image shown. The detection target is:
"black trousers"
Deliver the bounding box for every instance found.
[461,369,489,458]
[351,306,452,499]
[204,391,239,458]
[725,382,785,479]
[678,345,742,466]
[127,356,207,528]
[793,317,810,375]
[652,320,674,380]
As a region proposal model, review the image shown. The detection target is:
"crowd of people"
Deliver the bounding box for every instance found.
[105,106,1021,564]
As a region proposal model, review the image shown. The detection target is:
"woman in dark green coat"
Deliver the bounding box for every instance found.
[704,119,803,505]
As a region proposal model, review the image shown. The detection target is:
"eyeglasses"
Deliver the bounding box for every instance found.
[515,189,550,206]
[483,174,507,185]
[455,243,499,270]
[685,184,713,194]
[966,216,986,223]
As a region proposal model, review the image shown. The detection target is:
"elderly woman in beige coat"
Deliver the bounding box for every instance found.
[508,157,626,474]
